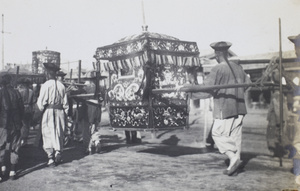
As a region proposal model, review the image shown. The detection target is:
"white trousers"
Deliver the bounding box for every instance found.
[212,115,244,156]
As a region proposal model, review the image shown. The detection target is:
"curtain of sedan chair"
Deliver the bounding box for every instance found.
[100,52,201,130]
[94,34,201,130]
[146,52,201,130]
[102,55,150,130]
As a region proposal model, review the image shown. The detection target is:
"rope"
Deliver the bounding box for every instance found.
[255,56,295,90]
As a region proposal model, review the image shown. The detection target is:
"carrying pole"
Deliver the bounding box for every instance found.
[152,82,277,94]
[278,18,283,167]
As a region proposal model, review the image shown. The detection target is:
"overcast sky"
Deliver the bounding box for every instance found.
[1,0,300,70]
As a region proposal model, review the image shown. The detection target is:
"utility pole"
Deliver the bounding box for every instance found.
[2,14,4,70]
[278,18,283,167]
[1,14,11,71]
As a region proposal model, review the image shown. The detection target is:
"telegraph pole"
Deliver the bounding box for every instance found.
[2,14,4,70]
[278,18,283,167]
[1,14,11,71]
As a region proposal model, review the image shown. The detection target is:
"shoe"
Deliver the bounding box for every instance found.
[9,171,17,180]
[224,159,230,167]
[223,169,238,176]
[227,158,242,176]
[296,175,300,185]
[47,159,55,167]
[1,166,7,179]
[21,140,27,147]
[55,152,62,164]
[205,142,214,149]
[1,166,6,174]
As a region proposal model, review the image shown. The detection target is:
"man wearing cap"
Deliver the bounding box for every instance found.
[56,70,66,83]
[180,41,251,176]
[81,71,102,154]
[0,74,24,180]
[16,77,34,147]
[37,63,69,166]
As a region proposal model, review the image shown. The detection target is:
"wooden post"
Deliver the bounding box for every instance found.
[78,60,81,83]
[70,69,73,82]
[186,94,190,130]
[95,68,100,99]
[15,66,20,87]
[278,18,283,167]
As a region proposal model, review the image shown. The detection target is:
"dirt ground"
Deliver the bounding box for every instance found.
[0,108,299,191]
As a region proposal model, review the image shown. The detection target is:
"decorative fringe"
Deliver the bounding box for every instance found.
[101,54,201,72]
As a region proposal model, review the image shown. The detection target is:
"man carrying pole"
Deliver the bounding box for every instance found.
[179,41,251,176]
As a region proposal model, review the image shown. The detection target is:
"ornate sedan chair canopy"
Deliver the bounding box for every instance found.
[94,30,201,130]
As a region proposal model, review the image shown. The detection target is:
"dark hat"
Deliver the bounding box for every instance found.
[43,62,60,72]
[0,74,12,85]
[288,34,300,47]
[210,41,232,52]
[57,70,67,77]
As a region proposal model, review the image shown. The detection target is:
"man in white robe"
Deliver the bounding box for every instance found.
[37,63,69,166]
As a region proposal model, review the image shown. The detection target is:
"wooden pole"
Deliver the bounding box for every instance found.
[1,14,4,70]
[15,66,20,87]
[70,69,73,82]
[237,58,295,65]
[141,0,146,26]
[152,82,277,94]
[95,68,100,99]
[78,60,81,83]
[278,18,283,167]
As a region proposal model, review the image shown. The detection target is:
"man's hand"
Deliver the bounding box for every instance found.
[175,85,184,94]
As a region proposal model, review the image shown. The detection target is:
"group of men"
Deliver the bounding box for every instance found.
[0,61,102,181]
[0,38,298,184]
[0,41,252,181]
[0,62,69,181]
[195,37,300,184]
[37,63,102,165]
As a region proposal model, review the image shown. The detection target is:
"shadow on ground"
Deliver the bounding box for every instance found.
[138,145,217,157]
[16,133,127,179]
[17,145,48,178]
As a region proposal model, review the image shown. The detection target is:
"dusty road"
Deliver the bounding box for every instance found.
[0,108,299,191]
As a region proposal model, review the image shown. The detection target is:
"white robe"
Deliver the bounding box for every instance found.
[37,79,69,152]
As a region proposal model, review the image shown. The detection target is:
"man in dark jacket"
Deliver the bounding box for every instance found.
[0,74,24,180]
[16,77,34,147]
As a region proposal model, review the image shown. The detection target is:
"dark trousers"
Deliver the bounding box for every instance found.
[0,128,21,165]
